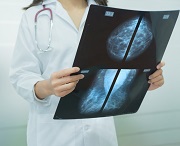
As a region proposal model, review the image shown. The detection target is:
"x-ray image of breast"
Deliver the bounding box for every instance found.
[107,17,153,61]
[79,69,116,114]
[103,69,137,114]
[79,69,137,115]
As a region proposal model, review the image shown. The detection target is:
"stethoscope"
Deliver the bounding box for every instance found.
[35,5,53,52]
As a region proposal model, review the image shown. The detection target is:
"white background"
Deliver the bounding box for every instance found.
[0,0,180,146]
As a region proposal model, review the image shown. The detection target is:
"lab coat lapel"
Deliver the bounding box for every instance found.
[79,0,98,29]
[55,2,78,31]
[54,0,98,32]
[42,0,57,5]
[80,0,98,24]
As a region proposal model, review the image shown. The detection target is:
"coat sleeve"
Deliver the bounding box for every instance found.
[9,13,50,104]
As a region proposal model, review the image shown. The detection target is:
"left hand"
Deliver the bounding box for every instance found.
[148,62,165,91]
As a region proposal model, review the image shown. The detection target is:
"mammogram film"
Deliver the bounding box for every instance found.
[54,6,179,119]
[107,17,153,61]
[79,69,137,115]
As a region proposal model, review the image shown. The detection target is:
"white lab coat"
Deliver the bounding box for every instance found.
[9,0,118,146]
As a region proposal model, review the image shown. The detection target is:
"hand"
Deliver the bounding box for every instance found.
[49,67,84,97]
[148,62,165,91]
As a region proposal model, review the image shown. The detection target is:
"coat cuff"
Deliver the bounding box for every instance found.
[32,87,51,103]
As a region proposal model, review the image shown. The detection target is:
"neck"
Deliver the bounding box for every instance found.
[58,0,88,10]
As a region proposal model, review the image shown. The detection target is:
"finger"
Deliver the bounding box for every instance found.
[55,67,80,78]
[149,69,163,79]
[51,73,83,88]
[148,75,163,84]
[54,83,77,97]
[58,74,84,85]
[157,61,165,69]
[54,81,79,93]
[150,79,164,87]
[59,88,76,97]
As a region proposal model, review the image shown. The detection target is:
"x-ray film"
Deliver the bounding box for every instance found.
[54,5,179,119]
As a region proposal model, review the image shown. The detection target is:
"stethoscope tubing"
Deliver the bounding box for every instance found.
[34,5,54,52]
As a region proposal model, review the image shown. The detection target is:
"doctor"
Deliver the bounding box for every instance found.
[9,0,165,146]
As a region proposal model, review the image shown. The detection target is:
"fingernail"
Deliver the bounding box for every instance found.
[157,66,160,69]
[77,67,80,71]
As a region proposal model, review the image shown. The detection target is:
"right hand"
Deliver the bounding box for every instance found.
[48,67,84,97]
